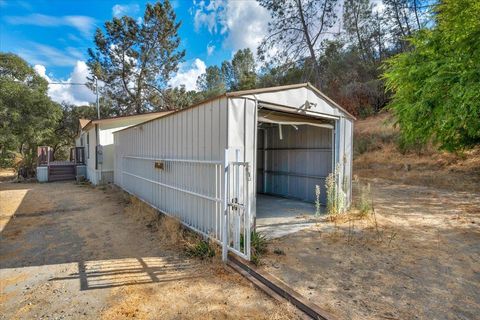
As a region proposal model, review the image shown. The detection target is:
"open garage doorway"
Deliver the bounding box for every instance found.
[255,109,334,238]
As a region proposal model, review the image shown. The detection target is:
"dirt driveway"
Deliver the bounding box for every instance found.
[0,181,295,320]
[261,178,480,320]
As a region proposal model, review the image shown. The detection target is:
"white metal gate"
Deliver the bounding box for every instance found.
[223,160,251,261]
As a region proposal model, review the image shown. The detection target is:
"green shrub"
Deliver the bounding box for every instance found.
[354,134,381,156]
[358,105,374,119]
[185,240,216,259]
[241,230,268,265]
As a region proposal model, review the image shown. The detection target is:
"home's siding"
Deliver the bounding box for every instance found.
[84,126,98,184]
[77,115,164,185]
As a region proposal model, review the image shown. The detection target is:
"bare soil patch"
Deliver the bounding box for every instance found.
[0,182,299,319]
[260,179,480,319]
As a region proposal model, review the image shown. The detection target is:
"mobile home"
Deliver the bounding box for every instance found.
[75,112,172,185]
[113,83,354,260]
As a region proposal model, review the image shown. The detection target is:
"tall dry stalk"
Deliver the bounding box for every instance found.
[315,184,321,217]
[325,162,346,219]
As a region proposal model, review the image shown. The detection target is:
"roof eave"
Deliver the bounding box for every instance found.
[227,82,356,120]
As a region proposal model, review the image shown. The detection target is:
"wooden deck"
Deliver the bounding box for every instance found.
[37,146,85,182]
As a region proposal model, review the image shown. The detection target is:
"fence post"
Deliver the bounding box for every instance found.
[222,149,229,262]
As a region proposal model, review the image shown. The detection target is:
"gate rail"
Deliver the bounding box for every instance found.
[223,157,251,261]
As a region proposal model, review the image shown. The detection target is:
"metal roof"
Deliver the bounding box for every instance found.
[79,111,173,132]
[228,82,356,120]
[114,82,355,134]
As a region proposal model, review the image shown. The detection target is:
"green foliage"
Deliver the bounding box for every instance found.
[87,0,184,114]
[258,0,339,86]
[185,239,216,259]
[229,49,257,90]
[196,65,226,98]
[196,48,257,95]
[383,0,480,151]
[240,230,268,265]
[47,103,104,160]
[0,53,62,173]
[156,85,204,110]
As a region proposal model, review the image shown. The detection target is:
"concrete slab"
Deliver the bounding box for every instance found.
[255,194,323,239]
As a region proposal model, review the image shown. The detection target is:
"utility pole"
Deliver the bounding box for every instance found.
[95,77,100,119]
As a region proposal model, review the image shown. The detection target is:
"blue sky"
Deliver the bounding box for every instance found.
[0,0,270,105]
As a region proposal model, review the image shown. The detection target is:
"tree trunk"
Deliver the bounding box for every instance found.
[413,0,421,30]
[296,0,321,86]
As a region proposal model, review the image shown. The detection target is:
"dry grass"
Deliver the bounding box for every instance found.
[123,194,224,264]
[354,112,480,192]
[0,168,16,182]
[124,196,185,247]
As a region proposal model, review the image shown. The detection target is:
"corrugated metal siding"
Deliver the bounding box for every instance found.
[333,117,353,209]
[112,86,354,254]
[84,127,97,183]
[114,98,228,241]
[227,97,257,225]
[344,119,353,206]
[260,124,332,203]
[256,129,265,193]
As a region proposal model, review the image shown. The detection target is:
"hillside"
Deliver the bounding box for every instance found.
[353,113,480,192]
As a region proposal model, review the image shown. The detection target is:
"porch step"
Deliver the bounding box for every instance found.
[49,165,76,181]
[50,169,76,175]
[49,174,75,181]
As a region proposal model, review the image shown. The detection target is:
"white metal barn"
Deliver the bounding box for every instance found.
[113,83,354,261]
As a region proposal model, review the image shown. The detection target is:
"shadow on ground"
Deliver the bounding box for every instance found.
[0,182,201,290]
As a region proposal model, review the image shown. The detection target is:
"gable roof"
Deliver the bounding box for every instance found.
[227,82,356,120]
[79,118,90,129]
[77,111,173,138]
[79,111,173,131]
[114,83,355,134]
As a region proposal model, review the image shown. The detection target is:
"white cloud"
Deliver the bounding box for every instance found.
[207,43,215,56]
[193,0,222,33]
[5,14,96,38]
[168,58,206,91]
[18,42,80,67]
[372,0,386,14]
[67,33,82,43]
[112,4,140,17]
[66,47,85,60]
[34,61,96,106]
[221,1,270,52]
[192,0,270,53]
